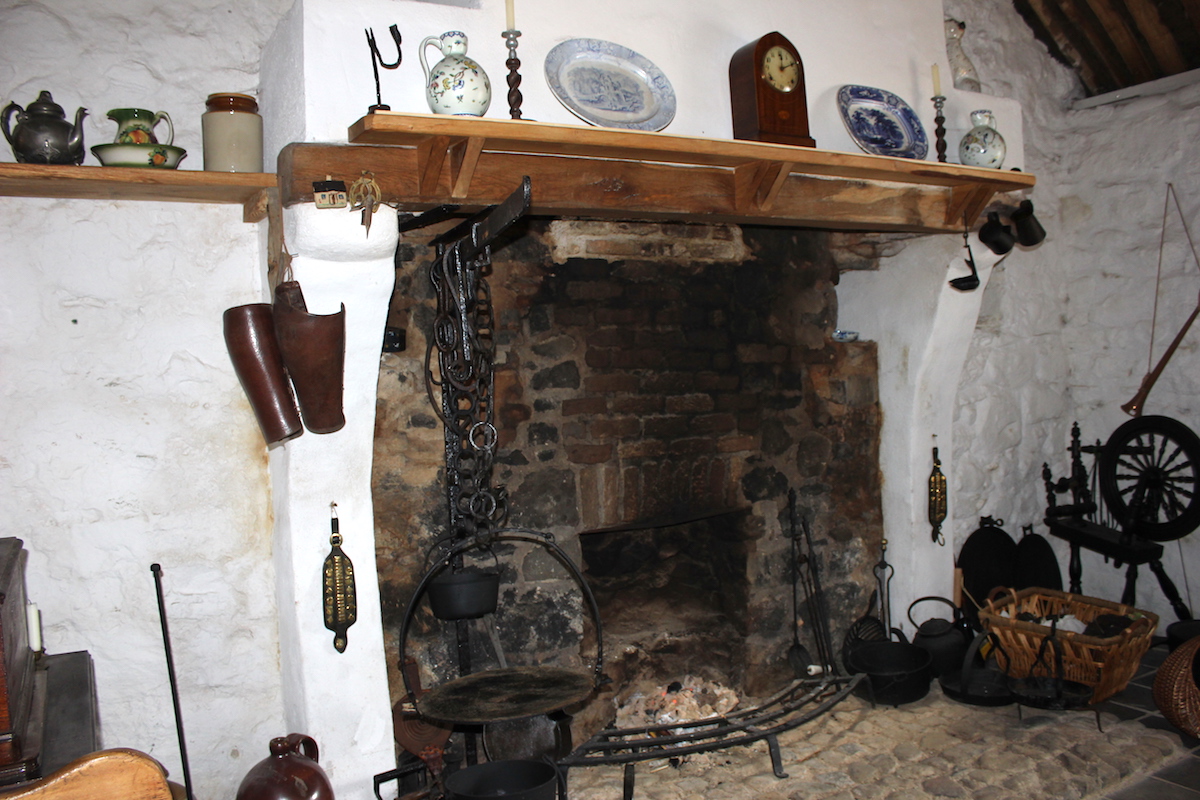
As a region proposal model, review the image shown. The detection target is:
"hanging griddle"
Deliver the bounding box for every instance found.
[398,527,605,725]
[956,517,1018,629]
[417,666,595,725]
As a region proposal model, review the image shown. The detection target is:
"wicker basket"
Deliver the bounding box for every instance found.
[979,587,1158,704]
[1153,635,1200,736]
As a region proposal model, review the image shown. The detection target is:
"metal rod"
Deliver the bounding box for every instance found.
[151,564,195,800]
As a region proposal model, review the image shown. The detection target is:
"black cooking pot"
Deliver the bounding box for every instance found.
[444,759,558,800]
[908,596,971,678]
[847,632,932,707]
[1167,619,1200,651]
[427,567,500,620]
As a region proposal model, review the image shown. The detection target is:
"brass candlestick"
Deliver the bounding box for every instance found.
[502,29,524,119]
[932,95,947,163]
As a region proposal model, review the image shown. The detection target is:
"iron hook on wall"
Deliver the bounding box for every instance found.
[366,24,402,113]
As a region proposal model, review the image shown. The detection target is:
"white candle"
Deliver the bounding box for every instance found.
[506,0,515,30]
[26,603,41,652]
[932,63,942,96]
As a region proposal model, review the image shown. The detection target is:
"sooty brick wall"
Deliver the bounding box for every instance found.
[374,217,884,720]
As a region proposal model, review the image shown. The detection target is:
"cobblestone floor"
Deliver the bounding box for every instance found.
[560,642,1197,800]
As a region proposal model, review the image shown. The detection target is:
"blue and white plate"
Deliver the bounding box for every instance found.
[544,38,676,131]
[837,85,928,159]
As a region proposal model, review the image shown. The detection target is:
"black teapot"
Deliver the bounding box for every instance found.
[907,596,972,678]
[2,91,87,164]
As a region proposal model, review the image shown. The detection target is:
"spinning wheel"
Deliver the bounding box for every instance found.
[1098,415,1200,542]
[1043,420,1196,620]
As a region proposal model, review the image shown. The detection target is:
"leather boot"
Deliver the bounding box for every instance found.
[273,281,346,434]
[223,304,304,445]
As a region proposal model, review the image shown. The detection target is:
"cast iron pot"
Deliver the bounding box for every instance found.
[444,759,559,800]
[1167,619,1200,651]
[846,634,933,707]
[427,567,501,620]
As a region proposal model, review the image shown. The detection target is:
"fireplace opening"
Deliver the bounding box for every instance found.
[580,508,753,696]
[374,217,886,755]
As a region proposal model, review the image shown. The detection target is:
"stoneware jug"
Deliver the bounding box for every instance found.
[235,734,334,800]
[958,109,1006,169]
[106,108,174,145]
[420,31,491,116]
[1,90,87,164]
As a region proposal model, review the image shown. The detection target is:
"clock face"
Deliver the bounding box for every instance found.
[761,45,800,93]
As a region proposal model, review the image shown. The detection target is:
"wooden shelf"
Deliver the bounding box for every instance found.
[0,115,1036,234]
[297,112,1030,233]
[0,163,277,222]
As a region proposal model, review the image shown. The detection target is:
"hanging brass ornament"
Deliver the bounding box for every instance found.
[323,502,357,652]
[929,447,947,546]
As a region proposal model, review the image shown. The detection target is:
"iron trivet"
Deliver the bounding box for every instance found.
[558,674,862,800]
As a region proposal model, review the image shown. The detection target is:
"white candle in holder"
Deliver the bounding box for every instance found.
[506,0,515,30]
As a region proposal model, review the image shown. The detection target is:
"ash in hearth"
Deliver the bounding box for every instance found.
[612,675,742,770]
[614,675,740,730]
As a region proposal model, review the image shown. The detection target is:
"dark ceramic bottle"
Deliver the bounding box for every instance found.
[235,734,334,800]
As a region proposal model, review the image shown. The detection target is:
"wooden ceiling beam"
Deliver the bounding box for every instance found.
[1126,0,1190,73]
[1059,0,1141,89]
[1083,0,1162,82]
[1018,0,1116,93]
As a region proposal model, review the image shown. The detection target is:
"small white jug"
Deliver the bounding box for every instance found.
[420,31,491,116]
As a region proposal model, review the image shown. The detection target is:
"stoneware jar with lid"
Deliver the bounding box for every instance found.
[202,92,263,172]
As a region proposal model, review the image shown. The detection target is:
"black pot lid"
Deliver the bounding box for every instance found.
[957,518,1018,629]
[1015,532,1062,591]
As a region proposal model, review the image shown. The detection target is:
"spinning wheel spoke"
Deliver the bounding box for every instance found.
[1099,415,1200,541]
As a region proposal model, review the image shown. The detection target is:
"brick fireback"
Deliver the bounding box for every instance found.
[374,217,884,706]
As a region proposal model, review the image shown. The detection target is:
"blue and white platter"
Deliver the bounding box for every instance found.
[837,85,928,159]
[544,38,676,131]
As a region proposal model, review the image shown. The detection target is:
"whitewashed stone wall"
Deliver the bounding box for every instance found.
[945,0,1200,623]
[0,2,294,798]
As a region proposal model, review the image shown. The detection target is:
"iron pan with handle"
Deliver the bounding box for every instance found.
[939,631,1014,707]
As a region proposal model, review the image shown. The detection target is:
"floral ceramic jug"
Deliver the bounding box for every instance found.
[420,31,491,116]
[107,108,173,145]
[958,109,1006,169]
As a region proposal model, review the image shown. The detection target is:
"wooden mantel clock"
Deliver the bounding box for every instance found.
[729,31,816,147]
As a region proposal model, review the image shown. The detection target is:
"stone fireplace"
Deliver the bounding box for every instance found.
[372,216,884,739]
[247,2,1024,794]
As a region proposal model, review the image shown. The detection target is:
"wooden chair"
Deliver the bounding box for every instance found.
[0,748,180,800]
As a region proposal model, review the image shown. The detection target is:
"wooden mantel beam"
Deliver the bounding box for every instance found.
[274,113,1036,234]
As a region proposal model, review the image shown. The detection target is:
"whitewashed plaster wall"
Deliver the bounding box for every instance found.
[0,2,294,799]
[944,0,1200,625]
[262,0,953,151]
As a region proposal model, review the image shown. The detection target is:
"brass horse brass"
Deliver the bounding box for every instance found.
[323,503,357,652]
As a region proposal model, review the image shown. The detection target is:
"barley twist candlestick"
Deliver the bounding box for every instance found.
[502,29,524,119]
[932,95,947,163]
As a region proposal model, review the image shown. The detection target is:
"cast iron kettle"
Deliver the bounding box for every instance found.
[2,91,87,164]
[907,596,972,678]
[235,734,334,800]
